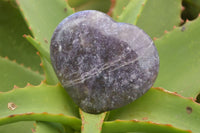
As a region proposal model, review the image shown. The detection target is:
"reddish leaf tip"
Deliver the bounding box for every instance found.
[147,121,153,124]
[20,8,23,12]
[165,124,173,127]
[4,56,8,59]
[153,37,157,41]
[107,0,116,16]
[180,19,184,23]
[39,80,45,85]
[142,117,148,120]
[130,119,139,122]
[23,34,27,38]
[164,30,168,34]
[171,92,179,96]
[13,85,19,89]
[181,5,185,11]
[32,129,36,133]
[26,82,31,87]
[188,97,195,101]
[43,79,48,84]
[16,0,20,5]
[80,110,85,131]
[173,25,176,29]
[9,114,15,117]
[40,62,43,67]
[42,112,48,114]
[36,51,40,56]
[26,112,34,115]
[153,87,166,92]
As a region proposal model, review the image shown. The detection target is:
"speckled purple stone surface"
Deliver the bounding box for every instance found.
[50,10,159,114]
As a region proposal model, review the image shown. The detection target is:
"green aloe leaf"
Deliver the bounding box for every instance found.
[0,121,34,133]
[40,55,59,85]
[24,35,58,85]
[68,0,88,7]
[0,0,42,73]
[0,83,81,130]
[117,0,147,25]
[34,121,70,133]
[80,110,106,133]
[136,0,182,38]
[0,84,81,130]
[0,1,45,129]
[24,35,50,63]
[68,0,111,13]
[0,1,46,129]
[108,88,200,133]
[16,0,74,85]
[16,0,74,50]
[102,120,191,133]
[154,17,200,98]
[112,0,130,20]
[119,0,182,38]
[0,56,44,92]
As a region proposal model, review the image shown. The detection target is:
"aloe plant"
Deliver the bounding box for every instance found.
[1,0,200,132]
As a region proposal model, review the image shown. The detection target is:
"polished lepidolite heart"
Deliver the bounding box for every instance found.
[50,10,159,114]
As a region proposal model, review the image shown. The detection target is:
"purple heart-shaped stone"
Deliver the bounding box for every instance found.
[50,10,159,114]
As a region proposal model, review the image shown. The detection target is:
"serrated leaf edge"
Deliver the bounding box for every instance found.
[0,56,44,90]
[0,83,81,130]
[103,119,192,133]
[134,0,148,25]
[107,0,116,16]
[15,0,34,37]
[23,35,50,63]
[117,0,148,25]
[0,112,81,131]
[65,0,75,13]
[152,87,197,103]
[154,13,200,42]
